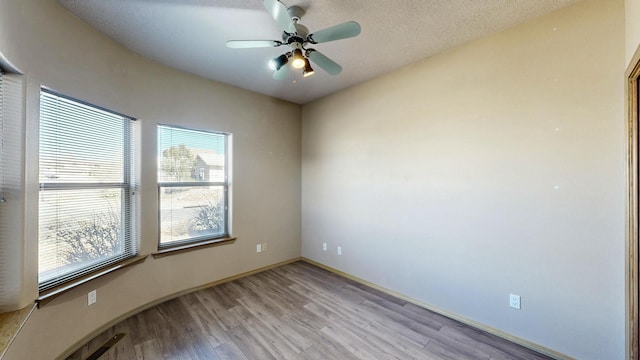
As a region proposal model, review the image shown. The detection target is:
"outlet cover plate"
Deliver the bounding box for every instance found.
[88,290,97,306]
[509,293,521,310]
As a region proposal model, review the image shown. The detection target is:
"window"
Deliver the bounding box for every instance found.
[158,125,229,248]
[38,89,137,292]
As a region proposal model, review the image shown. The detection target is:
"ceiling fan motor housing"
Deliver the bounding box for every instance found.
[287,6,305,22]
[282,22,309,44]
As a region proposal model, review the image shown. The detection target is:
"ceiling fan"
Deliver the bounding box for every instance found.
[226,0,361,80]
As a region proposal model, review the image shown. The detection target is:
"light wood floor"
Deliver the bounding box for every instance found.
[67,261,553,360]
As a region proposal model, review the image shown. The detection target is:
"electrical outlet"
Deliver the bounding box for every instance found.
[337,246,342,256]
[322,242,327,251]
[262,243,267,252]
[88,290,97,306]
[256,244,262,253]
[509,293,521,310]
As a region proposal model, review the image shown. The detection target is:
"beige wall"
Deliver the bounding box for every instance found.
[0,0,301,358]
[626,0,640,357]
[626,0,640,62]
[302,1,625,359]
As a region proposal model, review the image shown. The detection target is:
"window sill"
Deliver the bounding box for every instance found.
[0,304,36,358]
[37,255,148,307]
[153,237,236,259]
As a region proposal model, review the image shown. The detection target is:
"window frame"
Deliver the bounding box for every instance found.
[157,124,230,250]
[0,69,8,207]
[0,70,4,204]
[627,44,640,360]
[37,88,137,293]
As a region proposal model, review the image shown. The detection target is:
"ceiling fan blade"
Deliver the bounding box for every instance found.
[307,49,342,75]
[307,21,361,44]
[226,40,282,49]
[263,0,296,34]
[273,65,289,80]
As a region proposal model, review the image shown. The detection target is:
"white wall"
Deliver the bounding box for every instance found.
[302,0,625,359]
[0,0,301,358]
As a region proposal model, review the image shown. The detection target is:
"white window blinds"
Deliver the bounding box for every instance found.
[38,89,138,292]
[0,71,26,311]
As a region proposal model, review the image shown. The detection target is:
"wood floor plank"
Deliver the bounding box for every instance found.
[179,293,230,348]
[280,310,328,336]
[403,302,464,327]
[149,304,195,360]
[345,284,445,331]
[347,282,410,307]
[228,304,300,359]
[301,296,426,360]
[133,339,165,360]
[235,296,312,352]
[358,297,502,360]
[212,341,249,360]
[126,312,156,346]
[289,282,372,329]
[320,322,413,360]
[207,282,243,309]
[303,300,371,331]
[155,300,220,360]
[277,263,349,294]
[247,271,310,312]
[356,300,436,346]
[295,344,335,360]
[66,261,555,360]
[437,323,554,360]
[362,320,438,359]
[425,338,491,360]
[233,278,287,318]
[225,323,276,360]
[280,313,361,360]
[193,290,240,331]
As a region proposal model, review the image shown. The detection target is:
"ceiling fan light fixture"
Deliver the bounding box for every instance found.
[291,49,305,69]
[303,58,314,77]
[269,54,289,71]
[269,53,289,71]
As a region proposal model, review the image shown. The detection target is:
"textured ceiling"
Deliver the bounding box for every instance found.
[57,0,582,104]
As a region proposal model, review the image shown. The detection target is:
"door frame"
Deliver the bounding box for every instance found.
[627,44,640,360]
